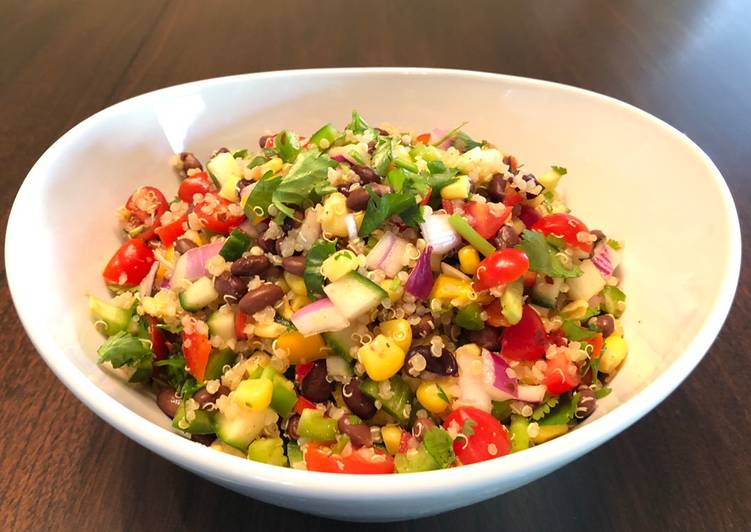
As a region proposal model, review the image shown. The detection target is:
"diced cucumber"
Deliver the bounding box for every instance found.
[602,285,626,318]
[207,152,241,185]
[171,401,215,435]
[204,348,236,381]
[207,306,236,341]
[179,277,219,311]
[531,277,563,308]
[509,415,529,452]
[298,409,337,442]
[360,376,414,426]
[394,446,439,473]
[214,407,270,451]
[287,442,305,469]
[247,437,288,466]
[322,325,358,361]
[567,260,606,301]
[538,167,565,191]
[501,279,524,325]
[309,123,339,148]
[89,295,133,336]
[323,271,387,320]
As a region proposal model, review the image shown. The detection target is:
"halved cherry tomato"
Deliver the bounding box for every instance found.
[443,407,511,465]
[148,317,168,361]
[543,352,581,394]
[501,305,548,361]
[182,327,212,382]
[547,329,566,348]
[474,248,529,291]
[154,214,188,247]
[195,192,245,234]
[483,299,510,328]
[441,199,455,214]
[465,201,512,240]
[415,132,432,144]
[532,213,593,253]
[235,311,250,340]
[303,443,395,474]
[293,397,316,415]
[295,362,314,382]
[178,171,214,203]
[125,186,169,240]
[102,239,155,286]
[502,184,524,207]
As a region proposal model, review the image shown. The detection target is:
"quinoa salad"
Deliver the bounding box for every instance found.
[90,112,628,473]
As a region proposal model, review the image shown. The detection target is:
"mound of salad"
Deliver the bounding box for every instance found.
[90,111,628,474]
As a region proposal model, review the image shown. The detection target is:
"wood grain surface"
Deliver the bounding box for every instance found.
[1,1,749,530]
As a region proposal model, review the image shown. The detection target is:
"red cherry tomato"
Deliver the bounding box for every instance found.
[303,443,395,474]
[543,352,581,394]
[178,171,214,203]
[532,213,593,253]
[415,132,432,144]
[441,199,455,214]
[443,407,511,465]
[582,332,603,359]
[235,310,250,340]
[501,305,548,361]
[295,363,314,382]
[465,202,512,240]
[502,184,524,207]
[182,327,212,382]
[194,193,245,235]
[102,239,155,286]
[125,186,169,240]
[293,396,316,415]
[154,214,188,247]
[474,248,529,290]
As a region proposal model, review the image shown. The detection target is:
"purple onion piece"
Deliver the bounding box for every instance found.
[404,245,434,300]
[490,353,518,397]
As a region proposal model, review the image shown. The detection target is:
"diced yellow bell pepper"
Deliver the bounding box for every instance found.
[458,245,481,275]
[275,331,328,364]
[357,334,406,382]
[440,175,470,200]
[416,381,451,414]
[321,250,359,281]
[530,424,568,444]
[600,335,628,373]
[233,378,273,411]
[381,425,403,455]
[283,272,308,297]
[379,319,412,353]
[318,192,350,237]
[156,245,175,285]
[430,274,476,306]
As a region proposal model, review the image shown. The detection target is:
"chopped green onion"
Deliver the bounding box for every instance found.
[448,214,495,256]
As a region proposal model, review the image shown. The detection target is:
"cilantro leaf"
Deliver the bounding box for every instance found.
[304,239,337,299]
[154,353,203,399]
[532,395,560,421]
[425,160,459,193]
[271,149,336,218]
[243,170,279,218]
[595,386,612,399]
[538,393,580,426]
[97,331,153,369]
[561,320,598,341]
[551,165,568,176]
[460,419,477,436]
[422,427,455,469]
[372,136,396,176]
[346,110,370,134]
[247,155,267,169]
[274,130,301,163]
[358,188,423,236]
[232,149,248,159]
[516,230,582,278]
[436,384,450,405]
[452,131,484,153]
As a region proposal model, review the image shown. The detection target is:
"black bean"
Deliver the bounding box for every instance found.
[411,418,435,442]
[589,315,615,338]
[487,173,506,202]
[521,174,543,199]
[230,255,271,276]
[179,152,203,172]
[404,345,458,377]
[346,187,370,211]
[214,272,248,303]
[411,316,435,339]
[193,386,231,409]
[258,233,281,254]
[238,283,283,314]
[468,327,503,351]
[191,434,216,446]
[285,414,301,440]
[156,388,181,419]
[350,164,379,184]
[342,377,377,419]
[494,225,519,249]
[283,210,303,232]
[575,387,597,419]
[337,416,372,448]
[282,255,306,276]
[337,185,351,196]
[175,238,197,255]
[375,127,390,136]
[300,360,333,403]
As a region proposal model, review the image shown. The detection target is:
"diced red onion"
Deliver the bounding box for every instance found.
[291,297,350,336]
[170,241,224,288]
[138,261,159,299]
[516,384,547,403]
[592,243,615,278]
[365,232,396,270]
[519,205,541,228]
[490,353,518,397]
[330,154,348,163]
[432,128,452,149]
[380,237,408,277]
[404,246,433,299]
[420,213,461,254]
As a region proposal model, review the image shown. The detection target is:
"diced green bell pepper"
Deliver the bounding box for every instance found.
[247,437,288,466]
[360,376,414,426]
[454,302,484,331]
[219,229,251,261]
[394,446,439,473]
[172,401,215,435]
[298,409,337,442]
[510,414,529,452]
[309,123,339,148]
[204,348,236,381]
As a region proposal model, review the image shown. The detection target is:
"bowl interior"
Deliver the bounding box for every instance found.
[6,69,739,519]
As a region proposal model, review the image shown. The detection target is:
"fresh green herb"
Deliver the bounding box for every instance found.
[274,130,301,163]
[425,160,459,193]
[588,357,601,385]
[97,331,153,369]
[422,427,455,469]
[386,168,407,192]
[346,110,370,134]
[460,419,477,436]
[606,238,623,250]
[561,320,598,341]
[452,131,484,152]
[372,136,395,176]
[431,121,468,147]
[232,149,248,159]
[551,165,568,176]
[394,158,418,173]
[358,188,423,237]
[538,393,580,426]
[243,170,279,218]
[154,353,203,399]
[247,155,267,169]
[532,395,560,421]
[436,384,450,404]
[595,386,612,399]
[271,149,336,219]
[545,234,568,250]
[517,230,582,278]
[304,239,337,299]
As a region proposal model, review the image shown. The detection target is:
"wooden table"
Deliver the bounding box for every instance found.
[1,1,749,530]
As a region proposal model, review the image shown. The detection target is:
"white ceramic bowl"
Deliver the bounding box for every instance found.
[6,68,740,522]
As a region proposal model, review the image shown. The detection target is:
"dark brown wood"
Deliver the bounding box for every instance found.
[1,0,749,530]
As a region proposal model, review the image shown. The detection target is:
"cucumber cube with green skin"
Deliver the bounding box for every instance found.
[287,442,305,469]
[89,295,133,336]
[207,307,236,342]
[203,348,236,382]
[214,407,270,451]
[171,401,215,435]
[322,325,358,361]
[247,437,288,467]
[509,415,530,452]
[179,277,219,311]
[501,279,524,325]
[297,409,337,442]
[394,446,439,473]
[360,376,414,426]
[531,277,563,308]
[602,285,626,318]
[323,271,388,320]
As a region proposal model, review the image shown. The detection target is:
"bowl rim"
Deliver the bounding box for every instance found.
[6,67,741,498]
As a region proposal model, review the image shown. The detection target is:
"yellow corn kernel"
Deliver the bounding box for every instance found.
[430,274,476,306]
[156,245,175,284]
[600,335,628,373]
[253,321,287,339]
[278,298,293,320]
[379,278,404,302]
[275,331,328,364]
[416,381,451,414]
[321,250,359,281]
[458,245,481,275]
[357,334,406,382]
[381,425,403,455]
[379,319,412,353]
[560,299,588,320]
[261,157,283,176]
[233,378,273,411]
[318,192,350,237]
[290,293,311,313]
[530,424,568,444]
[440,175,470,200]
[283,272,307,296]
